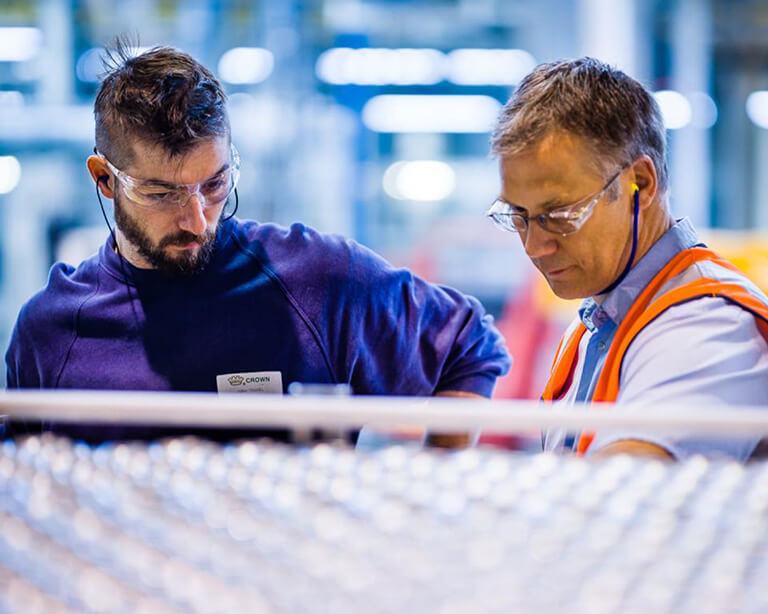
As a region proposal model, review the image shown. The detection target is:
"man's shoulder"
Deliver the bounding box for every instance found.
[6,254,103,387]
[232,219,394,280]
[16,256,101,330]
[227,219,427,326]
[234,219,369,254]
[627,296,767,367]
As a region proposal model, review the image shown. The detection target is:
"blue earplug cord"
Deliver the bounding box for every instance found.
[597,185,640,295]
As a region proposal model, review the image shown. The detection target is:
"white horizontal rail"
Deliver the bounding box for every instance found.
[1,389,768,435]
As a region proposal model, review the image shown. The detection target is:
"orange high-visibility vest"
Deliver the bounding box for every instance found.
[541,247,768,455]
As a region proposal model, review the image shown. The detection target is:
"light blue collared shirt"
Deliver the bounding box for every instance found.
[544,218,768,460]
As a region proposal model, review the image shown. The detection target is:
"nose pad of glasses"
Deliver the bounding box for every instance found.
[179,186,207,209]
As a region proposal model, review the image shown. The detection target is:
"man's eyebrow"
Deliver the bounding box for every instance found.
[205,162,230,180]
[140,179,177,188]
[505,197,565,212]
[137,162,229,187]
[540,198,567,210]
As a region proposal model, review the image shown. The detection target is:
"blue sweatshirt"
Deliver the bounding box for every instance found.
[6,218,510,400]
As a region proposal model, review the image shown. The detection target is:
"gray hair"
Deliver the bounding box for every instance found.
[491,57,668,192]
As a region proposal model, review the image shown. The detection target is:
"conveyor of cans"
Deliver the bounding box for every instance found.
[0,390,766,614]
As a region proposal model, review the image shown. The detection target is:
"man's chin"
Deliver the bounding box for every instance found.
[170,253,205,273]
[164,245,200,262]
[545,278,589,301]
[145,245,208,275]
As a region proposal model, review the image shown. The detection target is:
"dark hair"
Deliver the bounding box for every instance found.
[491,57,668,191]
[94,38,229,166]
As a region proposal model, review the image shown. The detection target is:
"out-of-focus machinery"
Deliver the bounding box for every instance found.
[0,391,767,614]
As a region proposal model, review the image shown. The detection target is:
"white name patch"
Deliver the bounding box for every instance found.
[216,371,283,394]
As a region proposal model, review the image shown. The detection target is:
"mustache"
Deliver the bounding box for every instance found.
[158,231,209,248]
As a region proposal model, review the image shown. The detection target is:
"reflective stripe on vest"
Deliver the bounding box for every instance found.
[541,247,768,455]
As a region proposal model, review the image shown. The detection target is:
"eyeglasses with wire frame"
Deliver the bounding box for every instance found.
[486,169,624,236]
[95,144,241,211]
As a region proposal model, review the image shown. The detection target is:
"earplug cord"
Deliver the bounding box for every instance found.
[597,185,640,296]
[95,176,119,256]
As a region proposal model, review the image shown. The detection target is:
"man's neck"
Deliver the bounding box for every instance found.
[591,201,674,302]
[634,201,675,266]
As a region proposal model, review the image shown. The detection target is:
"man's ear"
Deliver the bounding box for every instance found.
[629,155,658,210]
[87,155,115,199]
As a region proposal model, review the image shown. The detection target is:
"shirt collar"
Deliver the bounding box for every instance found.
[578,218,703,331]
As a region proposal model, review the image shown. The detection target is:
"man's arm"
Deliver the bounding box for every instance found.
[588,298,768,461]
[345,245,511,401]
[261,225,511,397]
[5,314,33,389]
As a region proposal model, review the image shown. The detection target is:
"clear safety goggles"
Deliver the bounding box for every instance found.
[96,144,240,211]
[486,169,623,236]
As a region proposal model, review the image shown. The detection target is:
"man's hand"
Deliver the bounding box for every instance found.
[592,439,674,460]
[425,390,484,449]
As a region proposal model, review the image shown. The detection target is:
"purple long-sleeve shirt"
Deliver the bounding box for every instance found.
[6,218,510,400]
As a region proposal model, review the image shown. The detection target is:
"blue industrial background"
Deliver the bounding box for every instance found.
[1,0,767,387]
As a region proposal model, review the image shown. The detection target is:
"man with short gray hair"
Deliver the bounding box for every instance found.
[488,57,768,460]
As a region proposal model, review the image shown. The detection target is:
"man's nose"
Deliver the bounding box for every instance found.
[177,190,207,235]
[522,221,558,259]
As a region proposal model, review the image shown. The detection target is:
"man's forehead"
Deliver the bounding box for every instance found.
[125,136,230,181]
[502,130,590,168]
[127,136,228,165]
[498,132,608,210]
[501,133,603,185]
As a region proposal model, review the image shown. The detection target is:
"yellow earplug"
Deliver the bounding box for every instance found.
[631,182,639,194]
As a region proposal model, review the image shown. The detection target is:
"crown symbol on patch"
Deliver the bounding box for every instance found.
[227,375,245,386]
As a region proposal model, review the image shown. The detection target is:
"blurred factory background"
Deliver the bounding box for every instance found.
[2,0,768,396]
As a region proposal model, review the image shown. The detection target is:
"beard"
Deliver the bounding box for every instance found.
[113,193,221,276]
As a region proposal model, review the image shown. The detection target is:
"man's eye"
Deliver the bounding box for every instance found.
[548,203,583,220]
[145,191,173,201]
[204,177,226,191]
